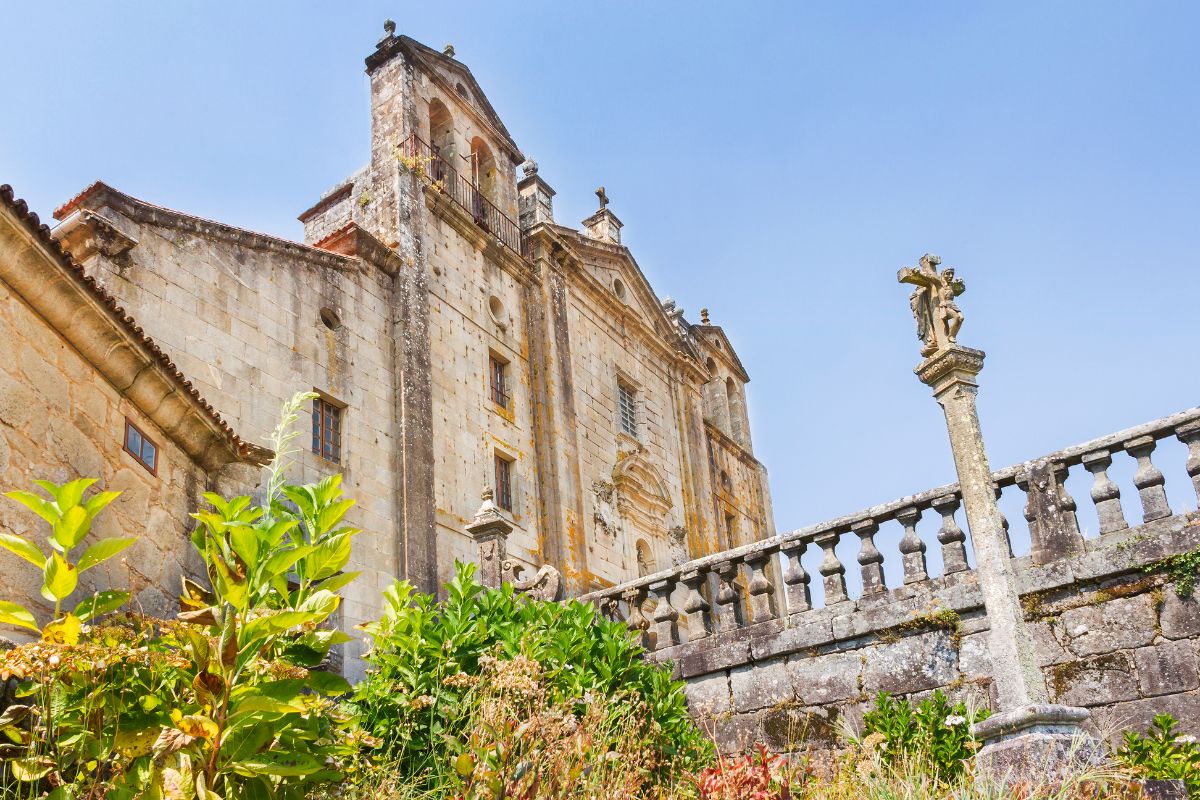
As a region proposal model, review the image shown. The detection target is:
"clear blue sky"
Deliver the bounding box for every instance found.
[4,3,1197,580]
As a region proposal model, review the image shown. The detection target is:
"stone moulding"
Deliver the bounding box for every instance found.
[577,403,1200,610]
[0,184,269,472]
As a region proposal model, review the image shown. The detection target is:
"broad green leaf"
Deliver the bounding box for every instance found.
[3,490,58,525]
[0,533,44,567]
[39,477,96,512]
[42,550,78,601]
[82,490,121,523]
[232,695,304,715]
[307,532,352,580]
[228,525,259,569]
[261,545,312,580]
[74,590,130,622]
[312,570,360,594]
[10,756,54,781]
[238,751,323,776]
[298,589,339,619]
[305,670,351,696]
[0,600,37,631]
[50,505,88,551]
[315,499,355,535]
[77,536,136,572]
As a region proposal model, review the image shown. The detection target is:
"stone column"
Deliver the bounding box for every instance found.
[465,487,513,589]
[900,256,1102,780]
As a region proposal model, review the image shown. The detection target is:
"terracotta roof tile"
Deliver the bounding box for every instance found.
[2,183,270,466]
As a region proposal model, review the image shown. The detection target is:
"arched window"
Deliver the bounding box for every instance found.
[636,539,655,578]
[428,99,456,182]
[470,137,498,202]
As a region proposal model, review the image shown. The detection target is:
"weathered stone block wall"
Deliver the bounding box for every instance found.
[75,204,399,676]
[422,212,543,588]
[677,517,1200,755]
[0,273,249,621]
[580,407,1200,754]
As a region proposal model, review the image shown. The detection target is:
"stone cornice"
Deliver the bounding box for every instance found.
[528,224,709,385]
[703,419,764,471]
[56,182,361,275]
[1,185,270,472]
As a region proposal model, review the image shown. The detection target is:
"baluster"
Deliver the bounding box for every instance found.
[678,569,710,641]
[995,486,1014,558]
[815,531,848,605]
[1020,459,1085,564]
[711,560,743,633]
[852,519,886,596]
[1126,436,1171,521]
[895,506,928,584]
[622,587,649,646]
[1082,449,1128,533]
[1176,422,1200,507]
[780,539,812,613]
[647,578,679,650]
[932,494,969,574]
[744,551,778,623]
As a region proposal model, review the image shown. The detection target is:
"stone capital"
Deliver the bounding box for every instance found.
[914,344,985,396]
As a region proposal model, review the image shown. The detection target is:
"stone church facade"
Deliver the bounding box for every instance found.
[29,31,773,669]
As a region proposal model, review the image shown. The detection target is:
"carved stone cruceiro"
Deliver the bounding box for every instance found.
[898,253,966,357]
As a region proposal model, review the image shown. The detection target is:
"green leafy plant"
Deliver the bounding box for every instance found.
[859,690,989,784]
[0,394,369,799]
[0,477,133,636]
[1116,713,1200,795]
[351,562,711,793]
[1145,547,1200,598]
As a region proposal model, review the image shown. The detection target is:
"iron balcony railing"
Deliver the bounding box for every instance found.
[399,133,524,258]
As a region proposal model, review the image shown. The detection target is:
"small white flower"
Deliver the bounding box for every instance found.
[944,715,967,727]
[1175,735,1197,745]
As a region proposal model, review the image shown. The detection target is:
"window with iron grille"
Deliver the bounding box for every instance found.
[494,453,513,512]
[489,355,510,409]
[312,397,343,463]
[123,419,158,475]
[617,383,638,438]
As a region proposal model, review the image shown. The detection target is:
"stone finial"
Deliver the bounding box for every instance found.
[383,19,396,35]
[700,308,710,325]
[443,43,456,57]
[661,296,676,314]
[898,253,966,358]
[521,159,539,178]
[596,186,609,209]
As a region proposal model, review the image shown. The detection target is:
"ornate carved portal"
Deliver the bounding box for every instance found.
[591,446,677,581]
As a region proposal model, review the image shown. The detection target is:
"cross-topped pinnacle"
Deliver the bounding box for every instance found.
[596,186,608,209]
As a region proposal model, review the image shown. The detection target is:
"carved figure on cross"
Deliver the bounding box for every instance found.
[898,253,965,357]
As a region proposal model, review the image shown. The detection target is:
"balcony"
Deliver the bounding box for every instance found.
[399,133,524,258]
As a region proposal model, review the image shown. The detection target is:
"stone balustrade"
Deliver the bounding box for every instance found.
[576,405,1200,655]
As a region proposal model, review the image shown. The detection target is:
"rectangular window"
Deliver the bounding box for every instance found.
[489,355,510,409]
[494,453,513,512]
[618,383,638,438]
[123,419,158,475]
[312,396,343,463]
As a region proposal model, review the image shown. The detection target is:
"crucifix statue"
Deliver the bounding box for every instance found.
[897,253,965,357]
[596,186,609,209]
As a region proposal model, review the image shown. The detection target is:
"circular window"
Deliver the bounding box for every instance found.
[613,278,626,300]
[488,295,508,329]
[456,82,470,100]
[319,307,342,331]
